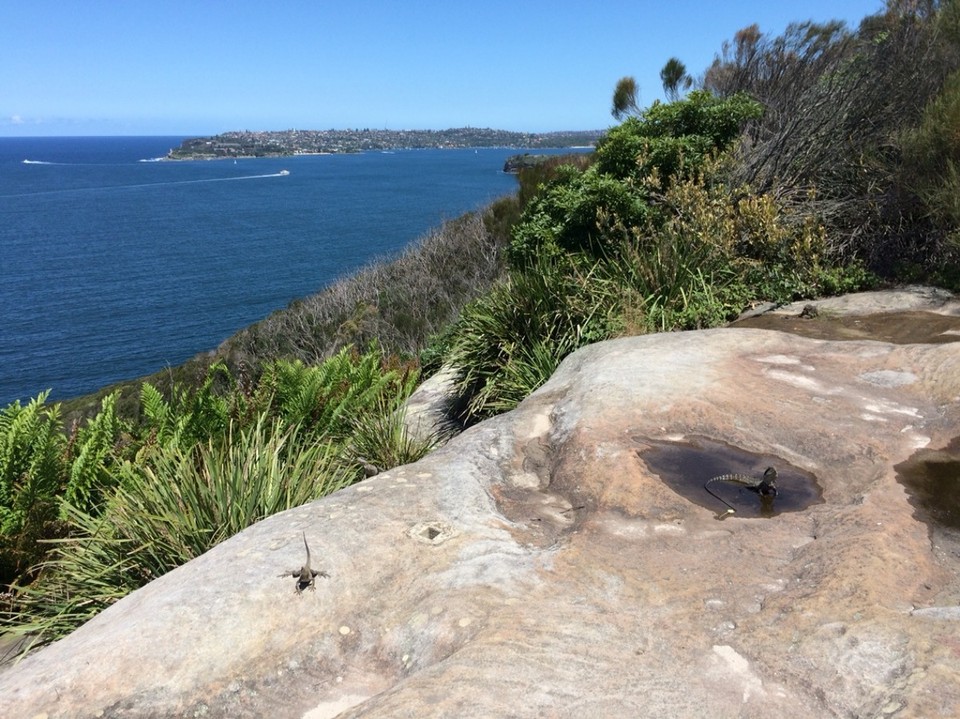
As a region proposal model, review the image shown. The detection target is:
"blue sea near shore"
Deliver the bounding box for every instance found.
[0,136,577,405]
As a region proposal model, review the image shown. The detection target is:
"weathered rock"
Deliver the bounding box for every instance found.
[2,289,960,718]
[734,285,960,345]
[401,365,461,447]
[502,153,551,173]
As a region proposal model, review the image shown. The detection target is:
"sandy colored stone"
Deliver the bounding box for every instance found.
[1,289,959,718]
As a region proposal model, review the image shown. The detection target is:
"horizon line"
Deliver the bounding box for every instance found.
[0,126,607,140]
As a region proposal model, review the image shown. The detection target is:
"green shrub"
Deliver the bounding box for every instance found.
[508,92,763,269]
[0,391,137,586]
[515,153,595,210]
[6,415,352,649]
[62,392,128,517]
[136,364,234,454]
[595,91,762,181]
[473,336,579,417]
[347,390,441,474]
[508,167,650,266]
[900,67,960,274]
[252,347,414,442]
[448,149,878,424]
[3,341,432,652]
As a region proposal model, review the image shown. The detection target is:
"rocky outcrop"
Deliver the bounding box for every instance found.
[2,288,960,718]
[503,153,551,173]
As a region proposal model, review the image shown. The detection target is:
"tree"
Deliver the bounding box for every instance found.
[611,76,641,120]
[660,57,693,101]
[704,6,960,278]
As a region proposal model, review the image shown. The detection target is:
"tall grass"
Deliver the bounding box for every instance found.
[1,345,438,652]
[5,415,352,650]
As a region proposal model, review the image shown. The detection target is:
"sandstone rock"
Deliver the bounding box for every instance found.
[2,289,960,718]
[734,285,960,345]
[401,365,461,447]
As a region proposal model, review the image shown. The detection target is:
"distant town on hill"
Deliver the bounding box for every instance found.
[166,127,602,159]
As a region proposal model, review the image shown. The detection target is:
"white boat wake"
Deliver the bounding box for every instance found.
[5,171,289,198]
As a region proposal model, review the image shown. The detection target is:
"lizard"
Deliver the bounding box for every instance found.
[704,466,778,520]
[280,532,329,594]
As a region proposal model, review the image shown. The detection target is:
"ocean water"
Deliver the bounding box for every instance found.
[0,137,561,405]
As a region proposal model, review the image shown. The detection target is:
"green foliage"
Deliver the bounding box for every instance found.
[595,91,763,181]
[254,347,413,442]
[900,68,960,244]
[481,337,578,417]
[483,195,523,247]
[0,394,63,535]
[0,393,67,581]
[347,386,440,474]
[508,167,650,265]
[3,343,427,650]
[652,173,874,305]
[446,255,632,421]
[137,364,233,453]
[114,416,350,566]
[8,415,352,648]
[660,57,693,101]
[449,89,876,423]
[62,392,128,517]
[509,92,762,269]
[612,76,641,120]
[514,153,595,211]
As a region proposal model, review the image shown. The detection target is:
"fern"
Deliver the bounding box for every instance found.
[0,393,68,582]
[0,394,65,534]
[137,363,234,453]
[256,346,411,441]
[138,382,173,444]
[63,392,128,516]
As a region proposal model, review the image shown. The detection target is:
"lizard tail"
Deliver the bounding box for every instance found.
[704,481,737,518]
[303,531,310,561]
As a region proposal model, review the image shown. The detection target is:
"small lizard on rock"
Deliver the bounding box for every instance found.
[280,532,329,593]
[704,466,778,520]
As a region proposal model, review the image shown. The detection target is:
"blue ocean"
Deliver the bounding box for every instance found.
[0,137,559,405]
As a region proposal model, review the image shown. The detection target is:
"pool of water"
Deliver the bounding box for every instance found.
[636,436,824,519]
[895,436,960,530]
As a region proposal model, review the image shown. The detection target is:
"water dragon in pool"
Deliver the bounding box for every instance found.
[704,466,778,519]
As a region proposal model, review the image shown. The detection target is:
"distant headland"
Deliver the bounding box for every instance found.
[166,127,602,160]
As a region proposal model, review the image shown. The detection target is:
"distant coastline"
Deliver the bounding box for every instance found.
[166,127,602,160]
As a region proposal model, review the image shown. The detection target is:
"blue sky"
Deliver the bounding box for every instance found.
[3,0,885,136]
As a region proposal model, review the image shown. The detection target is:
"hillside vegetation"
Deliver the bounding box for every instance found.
[3,1,959,653]
[168,128,603,158]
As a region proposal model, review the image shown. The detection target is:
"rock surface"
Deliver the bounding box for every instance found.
[2,288,960,718]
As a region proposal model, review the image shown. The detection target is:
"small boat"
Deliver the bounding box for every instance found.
[278,169,290,176]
